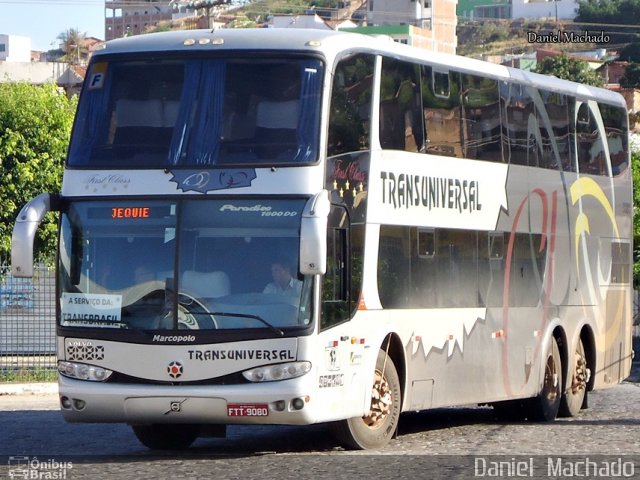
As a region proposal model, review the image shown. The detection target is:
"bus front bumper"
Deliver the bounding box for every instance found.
[58,375,317,425]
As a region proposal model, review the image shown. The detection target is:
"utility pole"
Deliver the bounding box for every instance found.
[177,0,232,29]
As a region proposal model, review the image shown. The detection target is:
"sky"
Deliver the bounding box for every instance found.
[0,0,105,52]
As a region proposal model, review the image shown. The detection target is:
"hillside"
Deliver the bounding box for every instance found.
[457,20,602,58]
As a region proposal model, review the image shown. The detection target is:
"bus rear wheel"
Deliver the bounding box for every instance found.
[525,337,562,422]
[559,338,588,417]
[330,349,401,450]
[131,423,200,450]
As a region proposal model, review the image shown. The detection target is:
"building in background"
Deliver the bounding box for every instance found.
[511,0,578,20]
[0,34,31,63]
[457,0,510,19]
[105,0,173,40]
[346,0,457,53]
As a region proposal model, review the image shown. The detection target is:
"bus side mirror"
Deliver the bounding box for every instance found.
[300,190,330,275]
[12,193,57,278]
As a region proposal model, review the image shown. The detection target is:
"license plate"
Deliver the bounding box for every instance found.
[227,404,269,417]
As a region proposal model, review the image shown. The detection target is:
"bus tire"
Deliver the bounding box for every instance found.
[559,337,588,417]
[525,337,562,422]
[131,423,200,450]
[330,349,401,450]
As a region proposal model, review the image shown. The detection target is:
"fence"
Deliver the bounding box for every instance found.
[0,262,56,381]
[0,261,639,383]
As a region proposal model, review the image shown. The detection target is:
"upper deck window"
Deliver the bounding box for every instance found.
[68,56,324,168]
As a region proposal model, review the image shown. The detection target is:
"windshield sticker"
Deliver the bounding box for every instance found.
[61,293,122,324]
[88,62,107,90]
[169,169,257,193]
[319,374,344,388]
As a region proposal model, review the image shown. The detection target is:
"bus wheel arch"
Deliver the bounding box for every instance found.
[330,335,404,450]
[381,333,406,411]
[525,331,563,422]
[581,326,596,392]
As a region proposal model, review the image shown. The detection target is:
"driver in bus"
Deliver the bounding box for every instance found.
[263,257,302,298]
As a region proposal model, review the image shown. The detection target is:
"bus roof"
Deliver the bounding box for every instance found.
[95,28,626,109]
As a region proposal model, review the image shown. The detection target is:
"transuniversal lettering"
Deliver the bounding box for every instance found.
[188,349,295,361]
[380,171,482,213]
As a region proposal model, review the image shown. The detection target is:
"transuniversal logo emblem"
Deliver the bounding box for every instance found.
[167,361,184,379]
[169,169,257,193]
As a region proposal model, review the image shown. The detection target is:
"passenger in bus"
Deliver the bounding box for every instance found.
[263,257,302,298]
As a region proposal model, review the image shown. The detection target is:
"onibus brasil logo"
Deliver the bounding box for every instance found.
[8,456,73,479]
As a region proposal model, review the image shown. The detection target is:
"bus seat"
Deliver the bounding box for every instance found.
[181,270,230,299]
[114,99,165,145]
[162,101,180,128]
[256,99,298,130]
[116,99,163,127]
[254,100,298,157]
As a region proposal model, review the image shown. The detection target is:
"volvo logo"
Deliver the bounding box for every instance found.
[164,399,188,415]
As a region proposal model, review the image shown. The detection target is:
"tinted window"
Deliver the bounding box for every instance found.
[69,57,323,167]
[501,82,534,166]
[599,103,629,176]
[461,74,503,162]
[576,103,606,175]
[379,57,425,152]
[328,53,375,157]
[421,66,463,158]
[59,199,313,332]
[537,90,571,170]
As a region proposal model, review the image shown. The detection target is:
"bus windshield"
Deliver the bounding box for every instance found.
[58,199,312,333]
[68,56,323,168]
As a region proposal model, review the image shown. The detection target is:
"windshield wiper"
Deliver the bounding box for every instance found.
[210,311,285,336]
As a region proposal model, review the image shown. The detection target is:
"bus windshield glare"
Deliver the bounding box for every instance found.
[68,57,323,167]
[58,199,312,332]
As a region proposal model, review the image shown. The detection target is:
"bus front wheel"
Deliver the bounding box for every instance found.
[330,349,401,449]
[131,423,200,450]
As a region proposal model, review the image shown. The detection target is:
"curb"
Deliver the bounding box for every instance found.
[0,382,58,396]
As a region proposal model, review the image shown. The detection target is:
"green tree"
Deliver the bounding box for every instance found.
[0,83,77,261]
[577,0,640,24]
[621,63,640,88]
[57,28,88,65]
[633,148,640,286]
[619,42,640,63]
[576,0,640,44]
[534,53,604,87]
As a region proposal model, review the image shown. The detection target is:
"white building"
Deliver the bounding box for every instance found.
[511,0,578,20]
[367,0,433,28]
[0,34,32,63]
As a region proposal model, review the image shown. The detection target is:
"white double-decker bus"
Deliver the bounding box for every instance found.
[12,28,633,450]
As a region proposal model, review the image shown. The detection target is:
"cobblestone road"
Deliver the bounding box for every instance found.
[0,366,638,479]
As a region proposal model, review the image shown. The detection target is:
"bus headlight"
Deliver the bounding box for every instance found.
[242,361,311,382]
[58,361,113,382]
